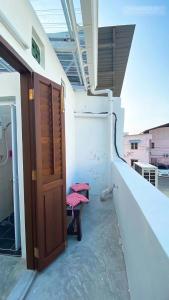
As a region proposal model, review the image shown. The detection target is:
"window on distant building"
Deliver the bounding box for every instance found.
[151,142,155,149]
[131,159,138,167]
[131,142,138,150]
[151,158,157,165]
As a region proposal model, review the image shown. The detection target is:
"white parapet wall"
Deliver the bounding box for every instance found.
[112,159,169,300]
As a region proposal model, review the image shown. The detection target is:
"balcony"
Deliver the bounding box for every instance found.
[25,159,169,300]
[25,194,129,299]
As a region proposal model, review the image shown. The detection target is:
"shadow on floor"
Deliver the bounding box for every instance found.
[26,195,130,300]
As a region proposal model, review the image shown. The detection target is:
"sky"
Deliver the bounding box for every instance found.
[99,0,169,134]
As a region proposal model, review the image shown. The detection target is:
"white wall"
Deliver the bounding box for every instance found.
[74,92,124,194]
[112,160,169,300]
[0,105,13,221]
[0,72,26,256]
[74,92,109,194]
[0,0,76,192]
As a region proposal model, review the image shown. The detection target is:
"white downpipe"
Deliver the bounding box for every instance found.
[91,87,113,191]
[61,0,88,90]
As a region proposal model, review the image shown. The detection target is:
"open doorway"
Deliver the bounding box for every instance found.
[0,101,21,256]
[0,38,35,269]
[0,36,66,271]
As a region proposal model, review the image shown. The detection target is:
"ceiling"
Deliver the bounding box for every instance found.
[48,30,88,88]
[0,1,135,96]
[30,0,89,89]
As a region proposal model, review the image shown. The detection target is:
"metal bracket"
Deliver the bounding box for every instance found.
[34,247,39,258]
[29,88,34,101]
[32,170,37,181]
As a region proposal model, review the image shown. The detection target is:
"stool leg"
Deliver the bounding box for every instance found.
[67,218,75,235]
[76,214,82,241]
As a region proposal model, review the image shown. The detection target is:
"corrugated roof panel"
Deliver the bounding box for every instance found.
[97,25,135,97]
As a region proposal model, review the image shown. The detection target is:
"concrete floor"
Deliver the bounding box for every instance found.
[158,176,169,198]
[26,196,130,300]
[0,255,26,300]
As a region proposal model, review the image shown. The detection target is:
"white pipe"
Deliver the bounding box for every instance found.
[0,10,29,50]
[91,87,113,188]
[91,88,113,99]
[74,112,108,118]
[64,0,88,89]
[73,53,83,85]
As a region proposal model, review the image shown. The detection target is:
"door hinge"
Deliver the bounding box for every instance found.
[61,87,65,112]
[32,170,37,181]
[29,88,34,101]
[34,247,39,258]
[61,99,65,113]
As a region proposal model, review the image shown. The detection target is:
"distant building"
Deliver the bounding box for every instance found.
[124,123,169,166]
[143,123,169,166]
[124,133,152,166]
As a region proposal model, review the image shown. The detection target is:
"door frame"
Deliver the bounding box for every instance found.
[0,36,35,269]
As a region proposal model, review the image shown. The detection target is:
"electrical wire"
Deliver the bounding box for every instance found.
[112,112,127,163]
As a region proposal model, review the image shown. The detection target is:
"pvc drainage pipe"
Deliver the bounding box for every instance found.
[91,87,114,188]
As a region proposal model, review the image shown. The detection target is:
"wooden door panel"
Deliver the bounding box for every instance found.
[33,73,66,271]
[44,186,63,255]
[43,179,63,192]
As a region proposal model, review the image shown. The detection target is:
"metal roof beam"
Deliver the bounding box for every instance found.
[60,0,88,89]
[65,0,88,89]
[61,0,74,40]
[50,40,76,53]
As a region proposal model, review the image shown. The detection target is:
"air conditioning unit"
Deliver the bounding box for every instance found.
[133,162,158,187]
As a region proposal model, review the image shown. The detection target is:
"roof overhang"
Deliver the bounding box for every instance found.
[97,25,135,97]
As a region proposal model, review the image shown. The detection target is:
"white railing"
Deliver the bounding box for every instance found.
[112,160,169,300]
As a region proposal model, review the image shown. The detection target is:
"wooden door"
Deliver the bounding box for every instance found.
[32,73,66,271]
